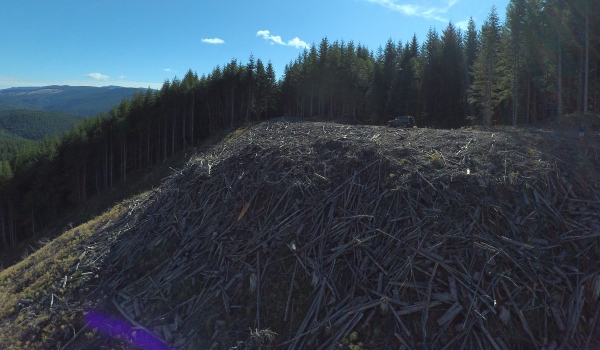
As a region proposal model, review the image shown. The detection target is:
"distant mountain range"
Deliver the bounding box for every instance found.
[0,85,150,117]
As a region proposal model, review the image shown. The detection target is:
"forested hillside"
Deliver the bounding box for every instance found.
[0,110,80,140]
[0,0,598,251]
[0,85,148,116]
[0,131,34,166]
[0,96,36,110]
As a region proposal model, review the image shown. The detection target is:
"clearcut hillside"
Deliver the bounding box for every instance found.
[1,116,599,350]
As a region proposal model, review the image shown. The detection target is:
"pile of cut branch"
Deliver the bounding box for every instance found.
[77,118,600,349]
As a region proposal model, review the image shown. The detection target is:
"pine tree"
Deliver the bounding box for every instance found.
[506,0,526,125]
[440,22,466,128]
[464,18,480,119]
[264,62,277,120]
[470,6,502,126]
[182,69,199,147]
[420,28,442,126]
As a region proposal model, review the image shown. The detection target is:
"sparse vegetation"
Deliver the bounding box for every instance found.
[0,202,129,349]
[427,150,443,166]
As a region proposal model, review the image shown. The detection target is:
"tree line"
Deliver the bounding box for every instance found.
[1,0,598,249]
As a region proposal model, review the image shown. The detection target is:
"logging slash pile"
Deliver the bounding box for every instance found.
[75,117,600,349]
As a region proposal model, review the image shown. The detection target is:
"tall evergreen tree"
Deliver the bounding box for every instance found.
[506,0,526,125]
[264,62,277,120]
[463,18,480,119]
[369,39,399,123]
[420,28,442,126]
[470,6,502,126]
[543,0,567,119]
[182,69,199,147]
[440,22,466,127]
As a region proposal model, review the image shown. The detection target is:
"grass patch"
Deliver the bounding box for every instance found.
[0,202,129,349]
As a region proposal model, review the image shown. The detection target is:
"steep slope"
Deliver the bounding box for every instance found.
[1,117,599,349]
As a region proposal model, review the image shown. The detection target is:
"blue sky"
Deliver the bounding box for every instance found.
[0,0,509,90]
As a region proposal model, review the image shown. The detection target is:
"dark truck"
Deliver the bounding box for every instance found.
[387,116,415,128]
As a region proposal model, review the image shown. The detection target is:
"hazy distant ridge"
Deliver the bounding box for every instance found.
[0,85,149,116]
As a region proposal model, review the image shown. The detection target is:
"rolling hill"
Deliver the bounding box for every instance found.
[0,85,150,117]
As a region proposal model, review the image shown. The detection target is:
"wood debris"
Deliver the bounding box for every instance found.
[72,118,600,349]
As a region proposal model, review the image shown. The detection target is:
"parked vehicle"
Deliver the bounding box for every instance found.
[387,116,415,128]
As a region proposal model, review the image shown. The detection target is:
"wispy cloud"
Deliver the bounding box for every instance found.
[86,72,110,81]
[201,38,225,44]
[118,75,127,80]
[256,30,310,50]
[455,19,469,31]
[163,68,174,73]
[364,0,458,22]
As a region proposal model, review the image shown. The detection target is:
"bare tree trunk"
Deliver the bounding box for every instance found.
[9,204,15,247]
[578,45,584,113]
[584,0,589,114]
[320,91,324,116]
[171,110,176,156]
[513,43,519,126]
[31,208,35,237]
[139,134,143,170]
[182,102,187,150]
[147,126,151,167]
[157,123,161,162]
[105,138,108,189]
[330,95,333,117]
[95,160,100,194]
[594,58,598,113]
[122,137,127,182]
[191,92,195,146]
[486,60,492,127]
[527,73,531,123]
[163,112,168,161]
[82,161,87,202]
[156,123,161,163]
[230,86,235,128]
[110,128,114,189]
[557,42,563,119]
[77,165,81,204]
[533,89,537,123]
[0,201,7,249]
[310,88,314,117]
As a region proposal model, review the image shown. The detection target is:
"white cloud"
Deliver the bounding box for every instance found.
[455,19,470,31]
[364,0,458,22]
[163,68,174,73]
[257,30,310,50]
[201,38,225,44]
[287,37,310,49]
[86,72,110,81]
[118,75,127,80]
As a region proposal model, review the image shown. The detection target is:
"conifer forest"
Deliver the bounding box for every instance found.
[1,0,599,249]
